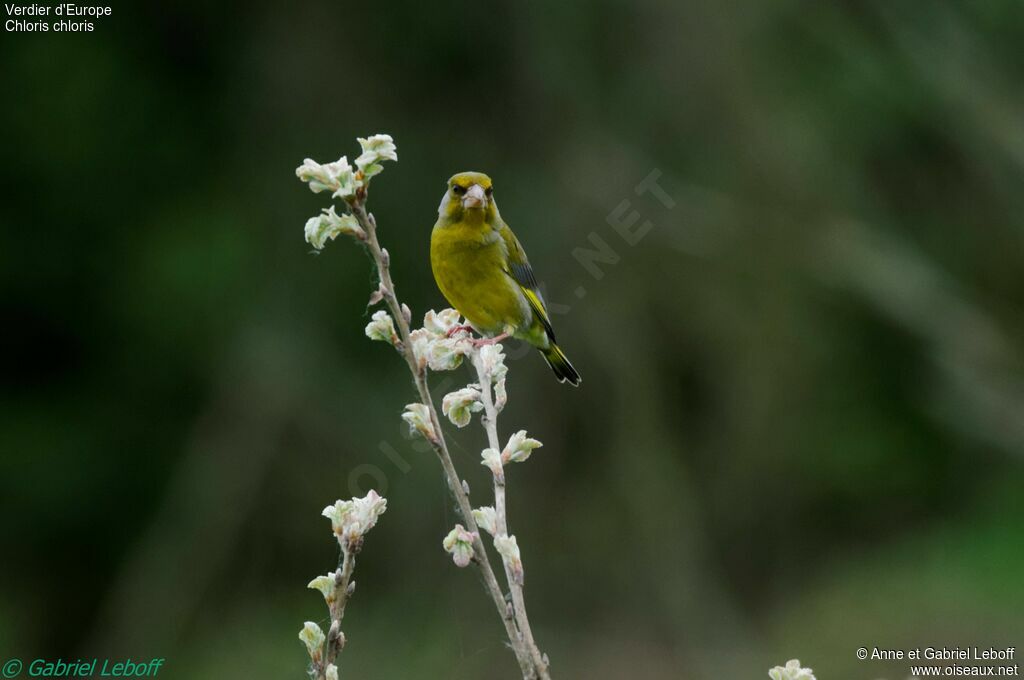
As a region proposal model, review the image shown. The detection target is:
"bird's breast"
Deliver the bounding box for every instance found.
[431,223,530,335]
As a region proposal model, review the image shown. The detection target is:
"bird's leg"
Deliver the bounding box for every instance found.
[446,324,475,338]
[471,332,510,347]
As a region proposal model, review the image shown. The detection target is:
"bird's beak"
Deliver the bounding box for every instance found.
[462,184,486,209]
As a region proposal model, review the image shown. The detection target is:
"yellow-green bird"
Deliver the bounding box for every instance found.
[430,172,581,386]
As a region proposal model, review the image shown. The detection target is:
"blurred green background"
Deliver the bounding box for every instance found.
[2,1,1023,678]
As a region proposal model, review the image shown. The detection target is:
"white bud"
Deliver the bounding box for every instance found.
[408,328,432,372]
[472,506,497,536]
[364,310,399,346]
[477,344,507,381]
[295,158,335,194]
[355,134,398,179]
[350,490,387,531]
[298,621,325,661]
[413,310,472,370]
[427,336,470,371]
[325,664,339,680]
[304,205,364,250]
[442,524,477,568]
[422,308,464,337]
[442,386,483,428]
[303,216,324,248]
[503,430,542,463]
[307,574,336,604]
[493,376,508,412]
[295,156,361,199]
[402,403,437,442]
[405,324,472,372]
[493,534,523,584]
[480,447,503,478]
[322,500,352,533]
[322,491,387,549]
[768,660,816,680]
[368,286,385,306]
[329,157,359,200]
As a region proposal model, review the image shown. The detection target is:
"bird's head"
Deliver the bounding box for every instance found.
[438,172,496,224]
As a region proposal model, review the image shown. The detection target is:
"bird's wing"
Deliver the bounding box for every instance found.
[498,222,556,342]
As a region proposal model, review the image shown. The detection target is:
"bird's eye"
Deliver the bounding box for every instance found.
[452,185,466,195]
[485,186,493,197]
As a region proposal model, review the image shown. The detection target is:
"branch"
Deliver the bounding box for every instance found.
[472,351,551,679]
[324,547,356,671]
[302,492,388,680]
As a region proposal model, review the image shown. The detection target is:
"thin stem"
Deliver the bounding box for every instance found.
[473,354,551,680]
[348,197,539,679]
[322,546,356,677]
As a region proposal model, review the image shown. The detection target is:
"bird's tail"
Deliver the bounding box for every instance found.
[541,344,581,386]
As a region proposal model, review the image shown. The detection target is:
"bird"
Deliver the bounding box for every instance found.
[430,171,581,386]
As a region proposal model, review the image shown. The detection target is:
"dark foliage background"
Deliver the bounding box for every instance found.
[2,1,1022,678]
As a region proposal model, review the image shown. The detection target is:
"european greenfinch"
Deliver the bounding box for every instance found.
[430,172,581,385]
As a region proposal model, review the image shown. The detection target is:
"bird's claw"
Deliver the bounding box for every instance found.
[470,332,510,348]
[446,324,475,338]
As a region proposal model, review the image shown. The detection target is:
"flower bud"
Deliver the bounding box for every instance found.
[442,386,483,428]
[402,403,437,442]
[307,575,336,605]
[423,308,463,337]
[409,328,432,372]
[304,205,364,250]
[295,156,360,199]
[472,506,497,536]
[365,310,399,346]
[298,621,325,662]
[355,134,398,179]
[442,524,477,568]
[480,448,503,479]
[503,430,542,463]
[322,491,388,551]
[427,337,470,371]
[494,376,508,411]
[493,534,523,584]
[768,659,816,680]
[477,344,507,381]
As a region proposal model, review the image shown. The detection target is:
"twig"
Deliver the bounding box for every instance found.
[303,492,387,679]
[323,548,356,675]
[472,352,551,679]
